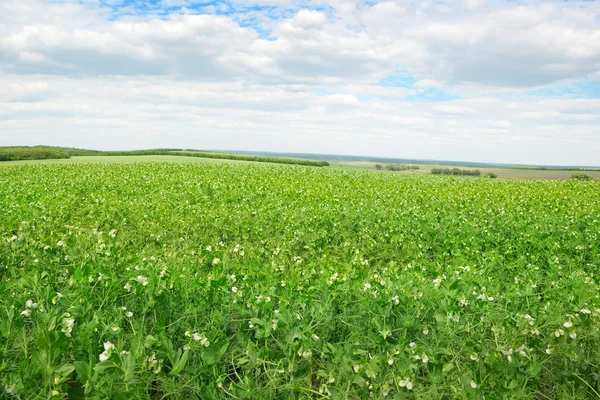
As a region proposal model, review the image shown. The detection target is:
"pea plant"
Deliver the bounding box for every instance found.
[1,162,599,399]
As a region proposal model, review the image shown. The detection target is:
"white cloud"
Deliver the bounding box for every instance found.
[1,0,600,165]
[432,104,474,114]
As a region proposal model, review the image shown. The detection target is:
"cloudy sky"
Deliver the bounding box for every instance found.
[1,0,600,165]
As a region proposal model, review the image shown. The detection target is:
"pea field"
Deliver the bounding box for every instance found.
[1,162,600,399]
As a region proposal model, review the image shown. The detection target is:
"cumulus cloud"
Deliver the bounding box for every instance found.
[1,0,600,165]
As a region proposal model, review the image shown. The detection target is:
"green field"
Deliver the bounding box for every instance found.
[1,162,600,399]
[2,153,599,180]
[0,155,260,166]
[331,161,600,180]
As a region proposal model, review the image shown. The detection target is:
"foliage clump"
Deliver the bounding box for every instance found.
[0,147,70,161]
[1,163,599,398]
[569,173,593,181]
[386,164,419,171]
[431,167,481,176]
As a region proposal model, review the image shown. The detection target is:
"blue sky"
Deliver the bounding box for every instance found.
[1,0,600,165]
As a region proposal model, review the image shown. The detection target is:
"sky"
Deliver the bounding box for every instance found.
[1,0,600,166]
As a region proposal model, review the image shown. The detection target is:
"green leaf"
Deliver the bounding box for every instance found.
[219,341,230,356]
[56,364,75,377]
[170,348,189,375]
[93,361,118,374]
[352,375,366,387]
[528,362,542,377]
[144,335,158,348]
[74,361,92,382]
[507,379,519,390]
[442,363,455,374]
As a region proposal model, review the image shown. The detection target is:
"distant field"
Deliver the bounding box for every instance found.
[3,155,599,180]
[0,155,260,166]
[331,161,600,180]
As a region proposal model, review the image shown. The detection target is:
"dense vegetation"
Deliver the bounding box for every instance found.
[0,147,328,167]
[1,163,600,399]
[569,173,593,181]
[96,150,330,167]
[512,166,600,172]
[431,167,481,176]
[386,164,420,172]
[0,147,70,162]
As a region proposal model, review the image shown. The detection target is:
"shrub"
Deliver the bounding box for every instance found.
[485,172,498,179]
[0,147,71,162]
[375,164,383,170]
[569,173,593,181]
[431,167,481,176]
[386,164,419,171]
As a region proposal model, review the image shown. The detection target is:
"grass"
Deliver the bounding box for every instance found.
[3,154,598,180]
[0,155,261,166]
[331,161,600,180]
[1,162,599,399]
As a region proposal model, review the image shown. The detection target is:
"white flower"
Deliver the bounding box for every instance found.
[193,333,209,347]
[555,329,565,337]
[353,364,360,373]
[4,383,16,395]
[569,332,577,339]
[21,309,31,317]
[546,347,552,354]
[422,354,429,364]
[126,312,133,318]
[379,329,391,339]
[61,317,75,337]
[580,309,591,314]
[563,321,573,328]
[312,334,320,341]
[388,358,394,365]
[423,329,429,335]
[120,350,130,355]
[470,380,477,389]
[281,280,286,287]
[212,258,220,265]
[99,342,115,362]
[25,300,37,309]
[136,276,148,286]
[231,286,238,293]
[399,378,413,390]
[470,354,479,361]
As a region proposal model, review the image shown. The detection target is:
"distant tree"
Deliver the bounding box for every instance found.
[485,172,498,179]
[375,164,383,170]
[569,173,592,181]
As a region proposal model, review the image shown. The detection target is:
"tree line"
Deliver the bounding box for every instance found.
[0,147,329,167]
[375,164,420,171]
[0,147,71,161]
[431,167,481,176]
